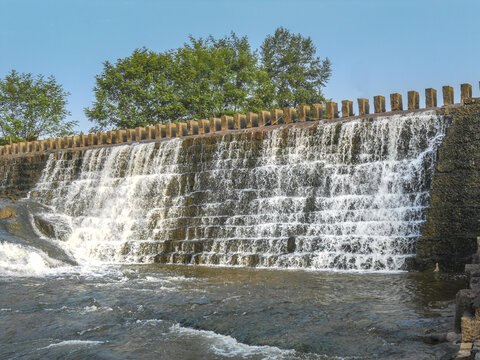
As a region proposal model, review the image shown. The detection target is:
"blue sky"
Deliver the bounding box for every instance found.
[1,0,479,133]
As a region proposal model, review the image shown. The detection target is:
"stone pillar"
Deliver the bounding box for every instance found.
[146,126,155,139]
[408,91,420,110]
[312,104,323,120]
[176,123,187,137]
[425,88,437,108]
[234,114,246,129]
[209,118,221,132]
[17,142,24,154]
[88,133,97,146]
[70,136,77,148]
[63,137,71,148]
[135,127,145,141]
[246,112,258,127]
[298,105,310,122]
[374,96,386,113]
[11,144,18,154]
[4,145,11,155]
[106,131,114,144]
[30,141,38,152]
[188,121,199,135]
[357,98,370,115]
[127,129,137,142]
[284,108,297,123]
[47,139,54,150]
[270,109,283,125]
[341,100,353,117]
[390,93,403,111]
[99,133,108,145]
[155,124,165,139]
[221,115,233,130]
[199,119,210,134]
[461,83,473,102]
[442,86,454,106]
[258,111,270,126]
[166,123,176,137]
[325,102,338,119]
[114,130,123,143]
[55,138,63,149]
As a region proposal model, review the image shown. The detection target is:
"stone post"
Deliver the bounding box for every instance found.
[408,91,420,110]
[4,145,11,155]
[270,109,283,125]
[284,108,297,123]
[425,88,437,108]
[17,142,24,154]
[325,102,338,119]
[357,98,370,115]
[234,114,246,129]
[176,123,187,137]
[11,144,18,154]
[209,118,221,132]
[46,139,54,150]
[100,133,108,145]
[89,133,98,146]
[461,83,473,102]
[341,100,353,118]
[390,93,403,111]
[146,126,155,139]
[63,137,71,148]
[155,124,165,139]
[166,123,176,137]
[312,104,323,120]
[221,115,234,130]
[188,121,199,135]
[258,111,270,126]
[442,86,454,106]
[246,112,258,127]
[374,96,386,113]
[135,127,146,141]
[199,119,210,134]
[55,138,63,149]
[298,105,310,122]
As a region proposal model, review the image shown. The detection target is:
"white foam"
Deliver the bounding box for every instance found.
[40,340,105,349]
[169,324,330,359]
[0,241,66,277]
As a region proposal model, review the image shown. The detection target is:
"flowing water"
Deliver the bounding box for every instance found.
[0,111,464,359]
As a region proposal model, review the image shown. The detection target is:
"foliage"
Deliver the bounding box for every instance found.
[0,70,76,141]
[260,27,331,108]
[86,28,331,131]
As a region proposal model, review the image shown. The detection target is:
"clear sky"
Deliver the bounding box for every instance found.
[1,0,479,133]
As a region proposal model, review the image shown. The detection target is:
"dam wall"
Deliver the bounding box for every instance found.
[0,83,479,271]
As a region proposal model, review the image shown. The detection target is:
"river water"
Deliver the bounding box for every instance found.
[0,263,464,359]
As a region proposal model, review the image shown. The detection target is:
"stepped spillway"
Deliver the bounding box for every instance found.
[28,110,449,271]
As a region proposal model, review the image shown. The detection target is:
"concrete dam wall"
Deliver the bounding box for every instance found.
[1,85,479,272]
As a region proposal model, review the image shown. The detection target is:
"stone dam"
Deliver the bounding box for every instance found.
[1,84,480,273]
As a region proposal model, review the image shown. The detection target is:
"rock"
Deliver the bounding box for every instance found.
[287,236,296,253]
[447,331,461,343]
[0,207,16,219]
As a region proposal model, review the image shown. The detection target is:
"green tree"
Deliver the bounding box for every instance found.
[0,70,76,142]
[260,27,331,108]
[86,28,331,130]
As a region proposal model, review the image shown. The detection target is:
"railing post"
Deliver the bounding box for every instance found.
[442,86,454,106]
[374,96,386,113]
[298,105,310,122]
[357,98,370,115]
[246,112,258,127]
[461,83,473,103]
[390,93,403,111]
[408,91,420,110]
[221,115,233,130]
[258,111,270,126]
[270,109,283,125]
[341,100,353,117]
[325,102,338,119]
[425,88,437,108]
[284,108,297,123]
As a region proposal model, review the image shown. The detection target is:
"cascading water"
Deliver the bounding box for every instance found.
[29,110,449,271]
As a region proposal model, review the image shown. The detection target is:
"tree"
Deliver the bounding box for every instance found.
[260,27,331,108]
[86,28,332,130]
[86,34,267,131]
[0,70,76,142]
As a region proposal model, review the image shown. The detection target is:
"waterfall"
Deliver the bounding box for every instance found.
[29,111,449,271]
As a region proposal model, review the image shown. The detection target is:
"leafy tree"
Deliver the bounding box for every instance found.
[0,70,76,141]
[86,28,331,130]
[260,27,331,108]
